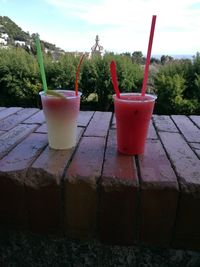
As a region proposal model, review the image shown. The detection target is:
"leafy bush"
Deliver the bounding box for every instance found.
[44,53,78,90]
[0,46,200,114]
[154,54,200,114]
[114,54,143,92]
[80,57,98,101]
[0,47,41,107]
[45,52,143,111]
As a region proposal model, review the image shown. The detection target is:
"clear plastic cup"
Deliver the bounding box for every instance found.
[40,90,81,149]
[113,93,157,155]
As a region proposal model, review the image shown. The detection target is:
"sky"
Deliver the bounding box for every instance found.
[1,0,200,56]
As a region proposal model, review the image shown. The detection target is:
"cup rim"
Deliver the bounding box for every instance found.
[39,90,82,99]
[113,92,157,103]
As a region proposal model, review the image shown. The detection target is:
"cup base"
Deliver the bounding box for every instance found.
[49,144,75,150]
[118,148,144,156]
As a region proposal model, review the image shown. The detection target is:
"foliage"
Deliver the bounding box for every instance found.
[0,46,200,114]
[0,16,29,42]
[44,53,78,91]
[83,53,143,110]
[0,16,64,59]
[160,55,174,65]
[0,47,144,110]
[0,47,41,107]
[80,57,98,101]
[154,54,200,114]
[131,51,145,64]
[92,53,113,110]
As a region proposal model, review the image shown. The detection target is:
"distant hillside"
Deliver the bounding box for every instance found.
[0,16,64,57]
[0,16,29,41]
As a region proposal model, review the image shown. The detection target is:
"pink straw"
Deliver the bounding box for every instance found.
[141,15,157,97]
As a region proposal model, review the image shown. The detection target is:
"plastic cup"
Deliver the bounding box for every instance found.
[113,93,157,155]
[39,90,81,150]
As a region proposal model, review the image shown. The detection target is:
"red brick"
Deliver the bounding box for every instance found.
[64,136,105,238]
[77,111,94,127]
[0,123,38,159]
[190,142,200,150]
[139,139,179,246]
[194,149,200,158]
[100,129,138,244]
[35,123,47,133]
[0,107,22,121]
[190,115,200,128]
[0,130,5,136]
[147,119,158,139]
[0,133,48,227]
[23,110,45,124]
[84,111,112,137]
[189,143,200,158]
[0,178,26,229]
[171,115,200,143]
[26,127,84,234]
[0,133,47,172]
[159,131,200,250]
[174,195,200,250]
[0,108,39,131]
[111,115,116,129]
[159,132,200,193]
[153,115,178,132]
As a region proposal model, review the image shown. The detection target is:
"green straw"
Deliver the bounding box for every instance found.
[35,36,48,93]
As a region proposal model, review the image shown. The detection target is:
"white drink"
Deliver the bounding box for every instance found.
[46,119,77,149]
[40,90,81,150]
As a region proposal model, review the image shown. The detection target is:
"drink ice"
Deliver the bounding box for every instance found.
[40,90,81,149]
[114,93,156,155]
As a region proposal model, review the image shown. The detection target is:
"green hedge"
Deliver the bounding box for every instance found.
[0,47,200,114]
[0,48,143,110]
[0,47,41,107]
[154,54,200,114]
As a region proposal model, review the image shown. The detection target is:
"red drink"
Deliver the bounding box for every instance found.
[114,93,156,155]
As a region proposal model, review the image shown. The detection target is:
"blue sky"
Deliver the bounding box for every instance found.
[1,0,200,55]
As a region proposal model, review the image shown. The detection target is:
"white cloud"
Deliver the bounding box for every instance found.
[45,0,199,27]
[44,0,200,54]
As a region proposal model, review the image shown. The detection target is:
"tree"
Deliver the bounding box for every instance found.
[150,57,160,64]
[132,51,144,64]
[120,52,131,58]
[160,55,174,65]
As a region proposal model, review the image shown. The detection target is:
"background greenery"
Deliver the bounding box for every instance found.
[0,47,200,114]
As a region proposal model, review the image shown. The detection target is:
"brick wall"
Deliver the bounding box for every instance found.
[0,108,200,251]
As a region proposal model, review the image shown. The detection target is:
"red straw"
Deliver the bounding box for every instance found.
[110,61,121,98]
[141,15,157,97]
[75,54,85,96]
